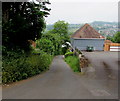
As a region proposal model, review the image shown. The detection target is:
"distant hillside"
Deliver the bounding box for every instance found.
[91,21,117,25]
[90,21,118,37]
[46,21,118,37]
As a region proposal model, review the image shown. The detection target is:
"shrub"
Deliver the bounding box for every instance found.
[36,38,55,55]
[64,56,80,72]
[2,51,53,84]
[61,47,67,55]
[64,52,74,58]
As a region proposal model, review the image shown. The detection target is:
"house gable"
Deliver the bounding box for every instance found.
[71,23,105,51]
[71,23,105,39]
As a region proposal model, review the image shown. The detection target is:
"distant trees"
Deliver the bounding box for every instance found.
[106,35,114,42]
[113,32,120,43]
[106,32,120,43]
[2,2,51,52]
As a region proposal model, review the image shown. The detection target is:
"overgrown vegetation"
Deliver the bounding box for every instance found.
[36,20,70,55]
[2,51,53,84]
[2,2,51,51]
[106,32,120,43]
[64,52,74,58]
[64,55,80,72]
[2,2,52,84]
[2,2,71,84]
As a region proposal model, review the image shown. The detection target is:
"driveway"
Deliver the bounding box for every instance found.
[2,54,118,99]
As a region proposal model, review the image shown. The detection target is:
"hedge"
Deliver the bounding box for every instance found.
[2,52,53,84]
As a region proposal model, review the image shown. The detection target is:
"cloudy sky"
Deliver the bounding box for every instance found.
[44,0,119,24]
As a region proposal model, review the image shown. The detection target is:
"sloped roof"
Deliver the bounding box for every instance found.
[71,23,105,39]
[104,40,112,43]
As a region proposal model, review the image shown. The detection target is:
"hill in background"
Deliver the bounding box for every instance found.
[46,21,118,37]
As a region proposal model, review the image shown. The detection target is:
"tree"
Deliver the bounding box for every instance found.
[36,21,70,55]
[37,38,55,55]
[41,32,61,55]
[52,21,70,44]
[106,32,120,43]
[106,35,114,42]
[48,21,70,54]
[113,32,120,43]
[2,2,51,52]
[53,21,68,35]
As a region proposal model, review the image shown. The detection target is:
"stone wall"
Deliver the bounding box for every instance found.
[74,50,89,73]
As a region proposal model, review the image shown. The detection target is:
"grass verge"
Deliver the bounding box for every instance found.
[64,56,80,72]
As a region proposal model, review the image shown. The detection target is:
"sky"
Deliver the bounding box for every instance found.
[43,0,119,24]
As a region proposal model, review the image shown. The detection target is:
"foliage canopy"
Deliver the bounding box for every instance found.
[36,20,70,55]
[2,2,51,52]
[106,32,120,43]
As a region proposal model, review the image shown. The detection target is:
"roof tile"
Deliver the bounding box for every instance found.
[71,23,105,39]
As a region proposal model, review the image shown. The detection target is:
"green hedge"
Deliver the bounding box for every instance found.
[2,52,53,84]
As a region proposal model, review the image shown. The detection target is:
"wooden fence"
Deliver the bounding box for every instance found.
[104,43,120,51]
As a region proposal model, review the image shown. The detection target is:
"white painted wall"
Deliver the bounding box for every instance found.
[110,46,120,51]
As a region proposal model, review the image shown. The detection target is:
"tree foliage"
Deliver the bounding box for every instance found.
[113,32,120,43]
[53,21,68,35]
[36,20,70,55]
[37,38,55,55]
[52,21,70,44]
[106,35,114,42]
[106,32,120,43]
[2,2,51,52]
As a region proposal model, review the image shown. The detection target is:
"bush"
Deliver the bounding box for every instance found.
[2,51,53,84]
[2,55,27,83]
[64,56,80,72]
[61,47,67,55]
[36,38,55,55]
[64,52,74,58]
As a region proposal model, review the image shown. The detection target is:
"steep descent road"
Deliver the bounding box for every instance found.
[3,55,118,99]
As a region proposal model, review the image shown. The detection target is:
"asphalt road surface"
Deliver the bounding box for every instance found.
[2,52,119,99]
[82,51,119,98]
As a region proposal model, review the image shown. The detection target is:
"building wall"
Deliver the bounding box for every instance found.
[71,38,105,51]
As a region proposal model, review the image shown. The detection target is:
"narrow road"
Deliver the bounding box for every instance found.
[2,55,118,99]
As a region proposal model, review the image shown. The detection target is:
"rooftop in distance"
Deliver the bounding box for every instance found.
[71,23,105,39]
